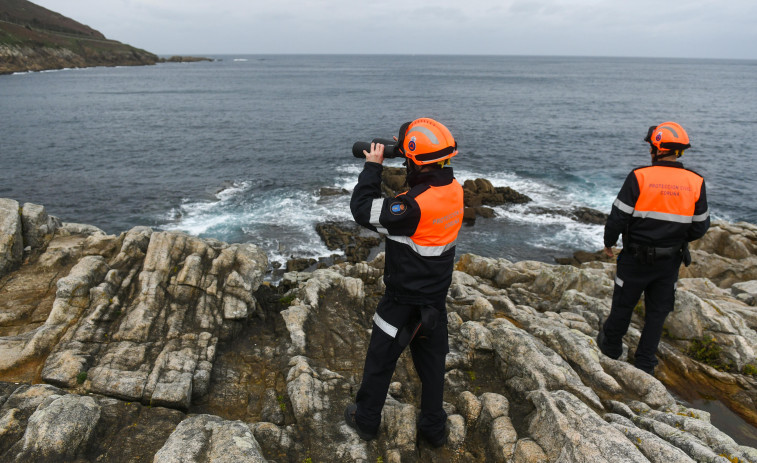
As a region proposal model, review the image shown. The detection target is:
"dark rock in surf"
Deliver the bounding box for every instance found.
[463,206,496,226]
[462,178,531,222]
[318,187,349,197]
[531,206,608,225]
[462,178,532,208]
[159,56,214,63]
[315,222,381,263]
[555,249,615,266]
[286,257,317,272]
[381,167,408,197]
[571,206,608,225]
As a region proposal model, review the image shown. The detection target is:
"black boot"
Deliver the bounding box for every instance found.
[418,421,448,448]
[344,404,377,441]
[596,329,621,359]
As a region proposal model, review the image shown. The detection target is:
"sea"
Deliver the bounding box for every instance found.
[2,55,757,443]
[1,55,756,266]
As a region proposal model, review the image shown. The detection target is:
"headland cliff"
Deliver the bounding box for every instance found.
[0,0,162,74]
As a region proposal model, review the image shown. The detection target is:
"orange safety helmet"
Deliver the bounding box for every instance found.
[398,118,458,165]
[644,121,691,157]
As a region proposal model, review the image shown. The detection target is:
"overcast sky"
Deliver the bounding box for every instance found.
[32,0,757,59]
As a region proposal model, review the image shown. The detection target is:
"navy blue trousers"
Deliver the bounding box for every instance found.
[354,293,448,440]
[600,250,682,372]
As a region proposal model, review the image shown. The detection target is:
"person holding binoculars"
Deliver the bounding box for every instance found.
[344,118,464,448]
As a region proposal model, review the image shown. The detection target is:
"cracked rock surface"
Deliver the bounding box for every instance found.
[2,200,757,462]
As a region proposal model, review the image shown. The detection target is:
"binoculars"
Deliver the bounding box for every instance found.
[351,138,404,159]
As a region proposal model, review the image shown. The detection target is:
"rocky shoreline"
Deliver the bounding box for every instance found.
[0,42,159,75]
[159,55,215,63]
[2,195,757,462]
[0,42,216,75]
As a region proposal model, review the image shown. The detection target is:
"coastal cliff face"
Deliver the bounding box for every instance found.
[0,0,158,74]
[2,196,757,462]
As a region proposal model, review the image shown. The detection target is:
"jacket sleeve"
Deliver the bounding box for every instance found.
[687,178,710,242]
[350,163,421,236]
[350,162,383,233]
[604,171,639,248]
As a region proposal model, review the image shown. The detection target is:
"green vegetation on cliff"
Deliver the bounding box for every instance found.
[0,0,158,74]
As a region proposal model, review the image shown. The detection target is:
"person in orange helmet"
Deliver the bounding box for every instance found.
[344,118,464,447]
[597,122,710,375]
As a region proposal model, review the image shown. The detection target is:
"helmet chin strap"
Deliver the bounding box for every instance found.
[405,158,419,175]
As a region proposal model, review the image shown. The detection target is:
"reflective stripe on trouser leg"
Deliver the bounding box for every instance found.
[602,253,644,358]
[373,312,398,338]
[355,295,415,434]
[355,320,401,434]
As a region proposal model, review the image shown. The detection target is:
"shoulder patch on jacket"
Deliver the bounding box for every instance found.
[389,202,407,215]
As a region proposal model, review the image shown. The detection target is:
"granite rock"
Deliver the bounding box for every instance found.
[2,199,757,462]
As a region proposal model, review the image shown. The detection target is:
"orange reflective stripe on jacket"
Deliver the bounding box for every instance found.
[632,166,704,223]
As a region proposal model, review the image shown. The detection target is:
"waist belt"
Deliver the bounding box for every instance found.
[626,242,682,264]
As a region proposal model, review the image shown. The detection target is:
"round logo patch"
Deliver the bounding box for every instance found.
[408,136,416,152]
[655,132,662,142]
[390,202,407,215]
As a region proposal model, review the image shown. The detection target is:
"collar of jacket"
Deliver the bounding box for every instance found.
[651,160,684,169]
[407,167,455,188]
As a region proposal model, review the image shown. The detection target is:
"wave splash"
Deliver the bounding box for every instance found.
[159,179,352,267]
[158,162,612,266]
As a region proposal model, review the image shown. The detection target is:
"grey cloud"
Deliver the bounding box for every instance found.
[30,0,757,58]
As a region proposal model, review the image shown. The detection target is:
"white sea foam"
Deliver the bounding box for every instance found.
[496,206,570,225]
[262,239,340,268]
[233,59,248,62]
[456,167,606,218]
[161,181,252,235]
[160,162,612,268]
[166,210,239,236]
[561,182,616,212]
[215,180,252,200]
[530,222,605,252]
[237,190,352,266]
[455,166,610,256]
[334,164,363,191]
[39,67,82,73]
[160,180,354,266]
